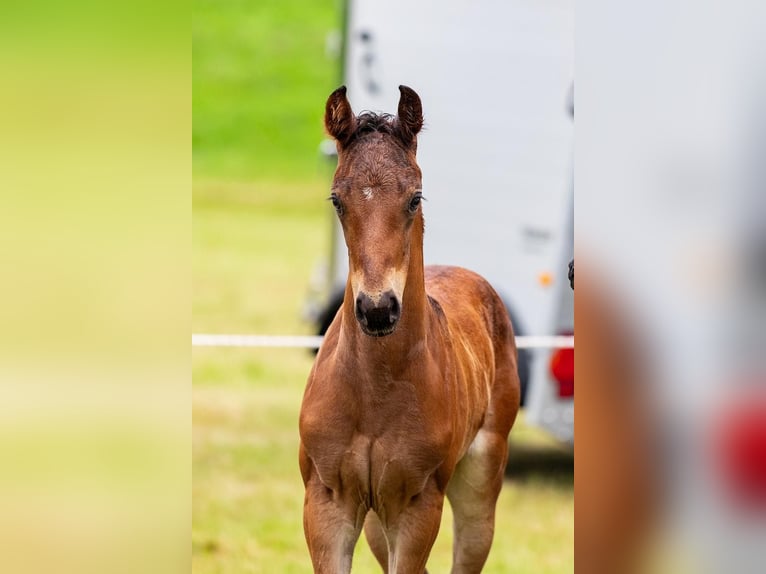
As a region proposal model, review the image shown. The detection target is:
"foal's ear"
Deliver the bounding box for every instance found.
[325,86,356,147]
[396,85,423,148]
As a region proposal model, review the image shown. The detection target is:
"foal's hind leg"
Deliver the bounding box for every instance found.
[446,429,509,574]
[364,513,436,574]
[364,511,389,572]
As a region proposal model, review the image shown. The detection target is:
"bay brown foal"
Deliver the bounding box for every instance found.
[299,85,520,573]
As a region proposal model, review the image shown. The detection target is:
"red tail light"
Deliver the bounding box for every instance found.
[715,395,766,507]
[549,331,574,397]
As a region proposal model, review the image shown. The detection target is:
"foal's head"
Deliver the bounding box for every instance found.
[325,85,424,337]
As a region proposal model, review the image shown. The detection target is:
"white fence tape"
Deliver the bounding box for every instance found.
[192,334,573,350]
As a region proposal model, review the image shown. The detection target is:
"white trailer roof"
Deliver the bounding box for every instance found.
[335,0,573,336]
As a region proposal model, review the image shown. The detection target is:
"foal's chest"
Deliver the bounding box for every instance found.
[307,424,447,511]
[301,354,458,510]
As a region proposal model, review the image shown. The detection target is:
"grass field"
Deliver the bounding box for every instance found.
[193,0,339,181]
[193,0,573,571]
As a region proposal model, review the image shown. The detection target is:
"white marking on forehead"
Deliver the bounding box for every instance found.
[361,187,374,200]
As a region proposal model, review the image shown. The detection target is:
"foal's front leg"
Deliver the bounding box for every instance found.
[384,477,445,574]
[303,475,364,574]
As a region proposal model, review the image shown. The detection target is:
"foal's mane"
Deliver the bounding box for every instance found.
[350,112,409,147]
[355,112,396,134]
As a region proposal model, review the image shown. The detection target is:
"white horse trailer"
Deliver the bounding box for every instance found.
[305,0,574,443]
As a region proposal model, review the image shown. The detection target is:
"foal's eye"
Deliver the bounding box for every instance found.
[408,192,423,213]
[329,194,343,215]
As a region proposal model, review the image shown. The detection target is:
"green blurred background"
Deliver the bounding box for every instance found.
[194,0,338,181]
[192,0,573,571]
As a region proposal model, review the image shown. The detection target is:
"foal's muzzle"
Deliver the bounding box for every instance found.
[355,290,401,337]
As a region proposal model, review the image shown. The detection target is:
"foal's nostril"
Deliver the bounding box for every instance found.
[389,294,400,322]
[355,293,370,326]
[354,290,401,335]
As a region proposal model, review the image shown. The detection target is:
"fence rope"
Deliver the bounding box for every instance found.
[192,334,574,350]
